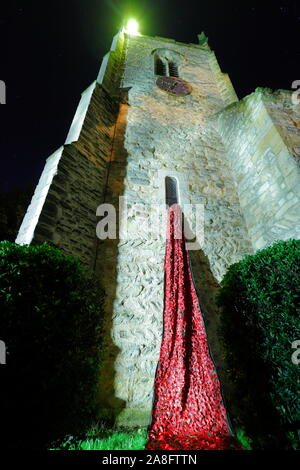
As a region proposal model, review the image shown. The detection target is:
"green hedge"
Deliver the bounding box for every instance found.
[217,239,300,450]
[0,241,105,449]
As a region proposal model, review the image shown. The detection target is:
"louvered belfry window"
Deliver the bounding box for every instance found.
[155,57,167,76]
[165,176,179,207]
[155,56,179,78]
[168,61,179,77]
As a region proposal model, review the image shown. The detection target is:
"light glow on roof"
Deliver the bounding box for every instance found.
[124,19,140,36]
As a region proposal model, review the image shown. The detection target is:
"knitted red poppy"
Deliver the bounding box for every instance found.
[146,206,242,450]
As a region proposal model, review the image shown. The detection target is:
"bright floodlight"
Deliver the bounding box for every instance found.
[125,19,139,35]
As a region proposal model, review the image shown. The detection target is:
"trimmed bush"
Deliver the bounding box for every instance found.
[217,239,300,449]
[0,241,105,449]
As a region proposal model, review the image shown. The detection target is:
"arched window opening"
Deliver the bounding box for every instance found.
[153,49,183,79]
[168,61,179,78]
[165,176,179,207]
[155,57,167,76]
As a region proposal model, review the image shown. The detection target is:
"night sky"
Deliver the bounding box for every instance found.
[0,0,299,193]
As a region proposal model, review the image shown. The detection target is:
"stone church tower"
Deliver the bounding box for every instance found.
[16,25,300,427]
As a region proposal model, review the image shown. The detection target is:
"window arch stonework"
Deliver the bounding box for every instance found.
[152,48,185,78]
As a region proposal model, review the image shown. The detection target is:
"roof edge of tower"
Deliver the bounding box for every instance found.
[126,32,211,51]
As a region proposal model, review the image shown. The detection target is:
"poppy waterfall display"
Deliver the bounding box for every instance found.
[146,206,241,450]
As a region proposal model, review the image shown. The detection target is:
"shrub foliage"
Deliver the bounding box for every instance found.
[0,241,105,449]
[217,239,300,449]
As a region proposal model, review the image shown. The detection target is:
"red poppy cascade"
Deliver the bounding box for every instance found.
[146,205,241,450]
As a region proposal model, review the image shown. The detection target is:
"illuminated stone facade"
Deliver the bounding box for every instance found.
[16,30,300,426]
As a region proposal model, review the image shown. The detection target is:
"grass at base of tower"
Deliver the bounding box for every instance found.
[49,425,148,450]
[49,424,252,451]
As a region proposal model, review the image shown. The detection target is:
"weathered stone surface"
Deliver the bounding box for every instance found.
[17,83,119,270]
[17,31,300,429]
[218,89,300,251]
[98,33,252,426]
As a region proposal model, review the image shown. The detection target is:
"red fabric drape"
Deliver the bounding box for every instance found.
[146,206,241,450]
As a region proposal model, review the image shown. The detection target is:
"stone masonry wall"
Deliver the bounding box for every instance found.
[218,89,300,251]
[100,33,253,426]
[16,31,254,428]
[17,83,119,270]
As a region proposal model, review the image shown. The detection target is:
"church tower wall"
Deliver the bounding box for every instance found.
[218,89,300,250]
[16,83,119,270]
[16,29,256,427]
[101,32,253,426]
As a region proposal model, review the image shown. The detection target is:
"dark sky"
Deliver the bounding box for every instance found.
[0,0,299,193]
